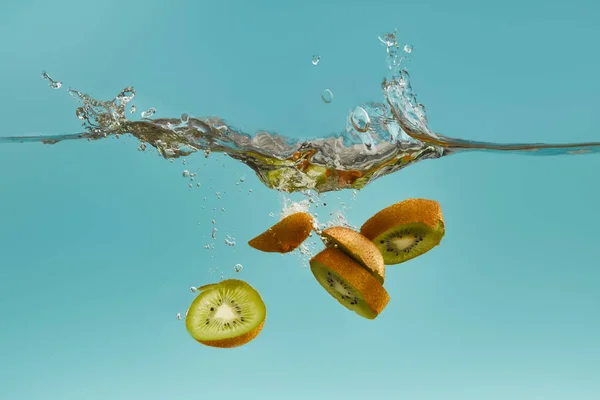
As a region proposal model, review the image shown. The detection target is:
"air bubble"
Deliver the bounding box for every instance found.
[403,44,413,54]
[181,113,189,122]
[138,143,147,151]
[176,313,182,320]
[321,89,334,104]
[182,170,190,177]
[130,105,137,114]
[350,106,371,132]
[190,286,197,292]
[212,228,217,239]
[234,264,243,273]
[312,55,321,65]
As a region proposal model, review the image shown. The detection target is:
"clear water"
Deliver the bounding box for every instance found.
[1,2,599,399]
[3,34,600,193]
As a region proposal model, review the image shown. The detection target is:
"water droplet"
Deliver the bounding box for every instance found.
[211,219,215,224]
[130,105,137,114]
[141,107,156,118]
[176,313,182,320]
[138,143,147,151]
[41,71,62,89]
[212,228,217,240]
[350,106,371,132]
[311,54,321,65]
[403,44,413,54]
[182,170,190,177]
[181,113,189,122]
[234,264,243,273]
[321,89,334,104]
[75,107,87,120]
[196,182,201,187]
[379,31,397,47]
[190,286,197,292]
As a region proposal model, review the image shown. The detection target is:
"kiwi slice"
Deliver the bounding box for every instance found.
[360,198,445,265]
[185,279,266,348]
[320,226,385,284]
[248,212,314,253]
[310,248,390,319]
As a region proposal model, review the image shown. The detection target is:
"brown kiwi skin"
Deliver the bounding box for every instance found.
[360,198,444,241]
[320,226,385,284]
[310,248,390,319]
[248,212,314,253]
[195,320,265,349]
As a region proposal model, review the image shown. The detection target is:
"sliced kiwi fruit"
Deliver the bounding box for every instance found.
[248,212,314,253]
[185,279,266,348]
[360,198,445,265]
[320,226,385,284]
[310,248,390,319]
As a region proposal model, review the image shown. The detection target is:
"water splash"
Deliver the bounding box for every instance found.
[2,30,600,194]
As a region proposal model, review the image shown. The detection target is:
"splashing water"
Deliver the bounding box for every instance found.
[3,31,600,194]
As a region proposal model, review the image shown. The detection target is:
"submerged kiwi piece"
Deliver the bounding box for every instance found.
[360,198,445,265]
[310,248,390,319]
[248,212,313,253]
[185,279,266,348]
[320,226,385,284]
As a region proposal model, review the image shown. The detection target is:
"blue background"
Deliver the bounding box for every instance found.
[1,0,599,399]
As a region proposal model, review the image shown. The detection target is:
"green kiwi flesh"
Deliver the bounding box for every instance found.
[373,221,445,265]
[311,261,377,319]
[185,279,266,346]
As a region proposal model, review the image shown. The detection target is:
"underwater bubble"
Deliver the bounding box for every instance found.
[350,106,371,132]
[182,170,190,177]
[311,54,321,65]
[176,313,182,320]
[224,235,236,246]
[234,264,243,273]
[138,143,147,151]
[321,89,334,104]
[212,228,217,239]
[130,105,137,114]
[404,44,413,54]
[181,113,189,122]
[190,286,197,292]
[141,107,156,118]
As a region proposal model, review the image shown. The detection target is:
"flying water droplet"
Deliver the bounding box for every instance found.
[212,228,217,239]
[234,264,243,273]
[41,71,62,89]
[403,44,413,54]
[321,89,334,104]
[176,313,182,320]
[75,107,87,120]
[311,55,321,65]
[378,31,397,47]
[182,170,190,177]
[350,106,371,132]
[190,286,197,292]
[130,105,137,114]
[141,107,156,118]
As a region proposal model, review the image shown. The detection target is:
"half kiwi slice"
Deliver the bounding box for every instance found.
[185,279,266,348]
[360,198,445,265]
[310,248,390,319]
[248,212,314,253]
[320,226,385,284]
